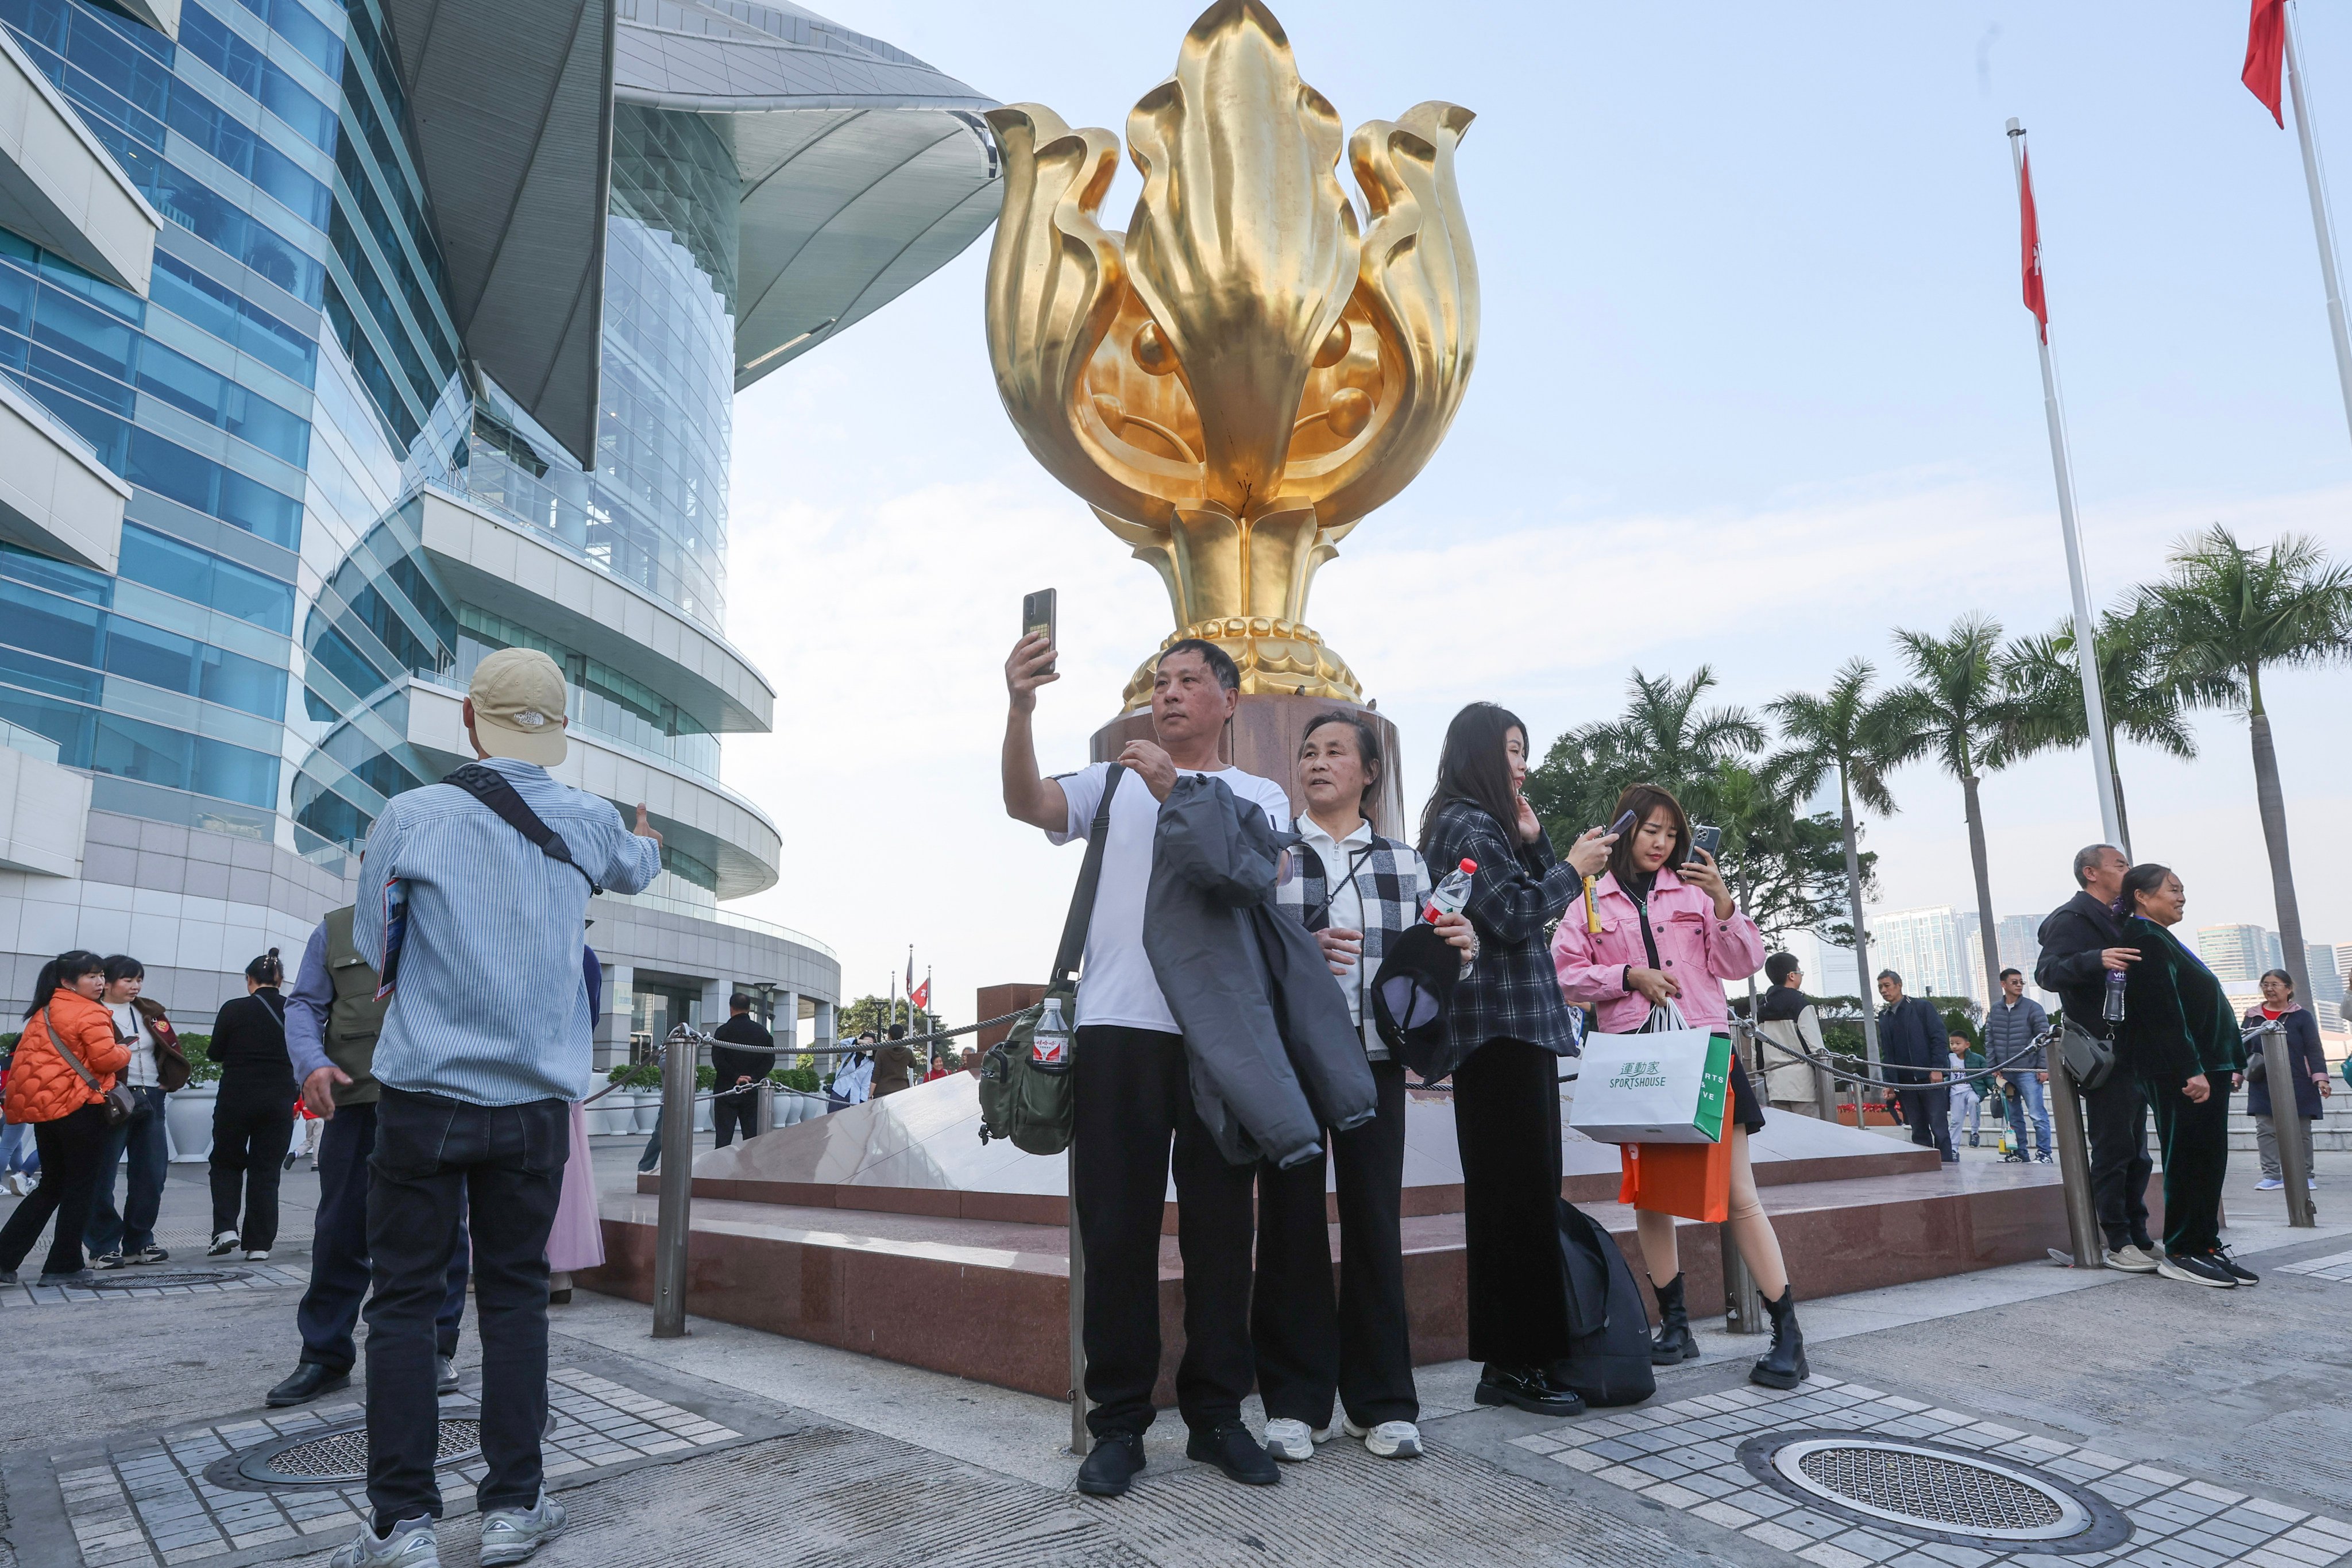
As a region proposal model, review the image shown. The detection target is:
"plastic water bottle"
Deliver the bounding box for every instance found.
[1031,995,1072,1073]
[1427,859,1476,921]
[1426,859,1477,978]
[2102,968,2127,1024]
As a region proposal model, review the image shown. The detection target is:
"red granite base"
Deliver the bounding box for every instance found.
[582,1162,2118,1404]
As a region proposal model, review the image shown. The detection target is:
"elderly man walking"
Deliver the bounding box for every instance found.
[1984,969,2052,1163]
[336,650,662,1568]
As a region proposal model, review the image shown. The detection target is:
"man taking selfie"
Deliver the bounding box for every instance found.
[1000,630,1291,1498]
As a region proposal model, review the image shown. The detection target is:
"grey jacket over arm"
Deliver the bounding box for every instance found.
[1145,774,1377,1169]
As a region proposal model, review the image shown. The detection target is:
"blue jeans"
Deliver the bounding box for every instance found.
[299,1102,469,1373]
[86,1084,170,1256]
[0,1118,32,1175]
[2003,1075,2053,1158]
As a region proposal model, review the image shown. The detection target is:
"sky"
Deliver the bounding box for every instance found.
[715,1,2352,1024]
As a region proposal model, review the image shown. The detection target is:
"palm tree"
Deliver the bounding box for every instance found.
[2135,526,2352,1003]
[1526,666,1763,834]
[1764,658,1914,1065]
[1999,607,2197,858]
[1887,614,2020,1006]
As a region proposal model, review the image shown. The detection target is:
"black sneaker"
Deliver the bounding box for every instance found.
[2155,1252,2236,1288]
[1474,1364,1584,1418]
[2211,1246,2260,1286]
[128,1246,169,1265]
[90,1252,126,1271]
[1185,1421,1279,1486]
[1075,1431,1145,1497]
[37,1269,97,1289]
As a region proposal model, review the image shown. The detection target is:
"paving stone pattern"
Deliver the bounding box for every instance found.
[52,1368,741,1567]
[9,1265,309,1310]
[1508,1376,2352,1568]
[2273,1249,2352,1283]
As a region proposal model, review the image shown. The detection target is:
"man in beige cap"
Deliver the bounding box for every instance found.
[341,647,662,1568]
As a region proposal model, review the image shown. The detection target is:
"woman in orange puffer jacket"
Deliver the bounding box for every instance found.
[1,950,131,1287]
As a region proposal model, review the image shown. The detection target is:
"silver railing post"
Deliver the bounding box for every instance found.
[2045,1031,2106,1267]
[756,1078,775,1140]
[2256,1022,2317,1227]
[651,1024,703,1338]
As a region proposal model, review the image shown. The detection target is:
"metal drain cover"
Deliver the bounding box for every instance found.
[85,1269,253,1289]
[207,1419,481,1492]
[1739,1431,2132,1555]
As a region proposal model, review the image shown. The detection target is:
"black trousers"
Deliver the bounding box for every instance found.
[1071,1025,1256,1440]
[712,1088,759,1148]
[1254,1058,1416,1428]
[0,1104,109,1276]
[211,1079,295,1249]
[364,1088,565,1527]
[2081,1071,2154,1250]
[1452,1037,1572,1369]
[2138,1069,2231,1256]
[1895,1086,1954,1160]
[298,1103,469,1373]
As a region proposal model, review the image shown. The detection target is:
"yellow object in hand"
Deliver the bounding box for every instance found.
[1584,875,1601,933]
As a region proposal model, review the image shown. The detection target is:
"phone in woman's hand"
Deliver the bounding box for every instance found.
[1604,810,1635,839]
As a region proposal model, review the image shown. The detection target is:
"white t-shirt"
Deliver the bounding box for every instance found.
[1049,762,1293,1034]
[110,1002,157,1088]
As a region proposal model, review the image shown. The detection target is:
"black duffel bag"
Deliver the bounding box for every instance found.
[1550,1199,1656,1407]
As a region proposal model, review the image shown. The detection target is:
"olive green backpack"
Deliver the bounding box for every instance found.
[978,766,1123,1154]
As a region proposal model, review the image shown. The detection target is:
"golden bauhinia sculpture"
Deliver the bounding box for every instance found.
[984,0,1477,709]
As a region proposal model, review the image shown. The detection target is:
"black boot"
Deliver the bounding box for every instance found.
[1648,1273,1699,1365]
[1751,1286,1807,1389]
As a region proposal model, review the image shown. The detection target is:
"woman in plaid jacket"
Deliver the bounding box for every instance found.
[1260,713,1474,1465]
[1419,704,1614,1420]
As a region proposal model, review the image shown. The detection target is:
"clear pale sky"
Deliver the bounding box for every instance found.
[719,1,2352,1021]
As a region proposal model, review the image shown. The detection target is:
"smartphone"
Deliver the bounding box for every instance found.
[1021,588,1057,670]
[1605,810,1636,839]
[1690,823,1723,859]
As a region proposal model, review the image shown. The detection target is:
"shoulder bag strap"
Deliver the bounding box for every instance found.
[442,764,601,894]
[1050,765,1126,984]
[42,1007,107,1095]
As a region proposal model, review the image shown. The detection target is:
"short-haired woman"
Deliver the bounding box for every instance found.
[1260,711,1473,1463]
[2117,863,2248,1287]
[1419,704,1613,1418]
[1551,784,1808,1389]
[2244,968,2329,1194]
[86,954,186,1268]
[208,949,294,1261]
[0,950,129,1286]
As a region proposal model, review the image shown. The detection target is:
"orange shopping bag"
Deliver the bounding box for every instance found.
[1616,1094,1734,1222]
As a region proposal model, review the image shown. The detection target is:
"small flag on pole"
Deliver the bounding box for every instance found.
[2245,0,2287,126]
[2019,148,2049,343]
[910,975,931,1011]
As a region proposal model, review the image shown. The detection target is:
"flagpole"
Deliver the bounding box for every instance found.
[2007,121,2123,851]
[2281,3,2352,446]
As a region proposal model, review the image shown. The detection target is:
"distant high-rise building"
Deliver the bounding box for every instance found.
[2304,943,2345,1006]
[1964,916,2056,1007]
[2197,924,2283,984]
[1869,907,1973,1001]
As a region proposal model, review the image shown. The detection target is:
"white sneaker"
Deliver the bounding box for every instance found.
[2310,1177,2320,1190]
[207,1231,239,1257]
[1261,1418,1318,1462]
[245,1249,271,1262]
[480,1493,565,1565]
[1343,1418,1424,1458]
[2256,1177,2285,1191]
[2102,1246,2160,1273]
[330,1515,437,1568]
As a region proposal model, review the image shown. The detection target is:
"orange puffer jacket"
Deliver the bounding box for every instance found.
[5,990,130,1123]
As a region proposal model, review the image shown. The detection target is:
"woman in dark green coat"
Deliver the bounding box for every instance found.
[2117,863,2248,1288]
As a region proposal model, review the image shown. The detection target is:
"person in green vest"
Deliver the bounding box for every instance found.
[263,907,472,1407]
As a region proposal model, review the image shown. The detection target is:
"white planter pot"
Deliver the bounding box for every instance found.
[166,1083,217,1163]
[590,1095,631,1136]
[630,1092,661,1133]
[694,1095,713,1133]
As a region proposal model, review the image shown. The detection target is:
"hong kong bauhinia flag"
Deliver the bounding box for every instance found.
[2245,0,2287,126]
[2019,150,2049,343]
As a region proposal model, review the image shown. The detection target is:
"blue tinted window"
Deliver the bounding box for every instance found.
[17,381,130,469]
[102,616,288,717]
[0,262,35,338]
[166,80,332,230]
[0,577,106,665]
[0,539,111,604]
[60,6,171,117]
[92,710,195,790]
[249,0,343,79]
[29,285,137,379]
[0,643,103,704]
[29,339,135,416]
[150,252,317,385]
[0,0,73,53]
[201,645,288,715]
[124,430,304,548]
[136,339,312,465]
[181,2,338,152]
[194,732,280,805]
[0,688,96,765]
[118,524,297,634]
[308,624,385,698]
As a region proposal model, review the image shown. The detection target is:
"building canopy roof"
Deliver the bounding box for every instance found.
[383,0,999,466]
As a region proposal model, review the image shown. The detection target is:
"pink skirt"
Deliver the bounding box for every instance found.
[546,1099,605,1273]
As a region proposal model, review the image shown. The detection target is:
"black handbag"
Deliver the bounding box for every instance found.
[44,1007,137,1128]
[2058,1017,2115,1092]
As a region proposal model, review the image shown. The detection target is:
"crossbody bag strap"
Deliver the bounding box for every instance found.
[442,763,601,895]
[42,1007,106,1095]
[1049,765,1126,984]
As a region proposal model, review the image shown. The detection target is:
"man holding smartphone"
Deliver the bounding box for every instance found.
[1001,625,1292,1498]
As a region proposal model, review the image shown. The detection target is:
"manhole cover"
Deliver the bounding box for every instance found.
[85,1269,252,1289]
[1739,1431,2132,1555]
[207,1419,481,1492]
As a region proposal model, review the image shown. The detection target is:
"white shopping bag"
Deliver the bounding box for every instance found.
[1568,1028,1732,1144]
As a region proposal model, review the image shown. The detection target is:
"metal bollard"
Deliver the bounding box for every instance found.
[651,1028,700,1338]
[1068,1135,1090,1457]
[1723,1235,1766,1334]
[756,1079,775,1140]
[2044,1047,2106,1267]
[2258,1022,2316,1227]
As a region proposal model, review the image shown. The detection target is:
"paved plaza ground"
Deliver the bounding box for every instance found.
[3,1131,2349,1567]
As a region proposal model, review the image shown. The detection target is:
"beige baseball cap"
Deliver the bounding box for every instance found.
[466,647,569,765]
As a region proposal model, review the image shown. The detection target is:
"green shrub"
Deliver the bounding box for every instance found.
[177,1033,221,1085]
[604,1060,661,1089]
[768,1065,821,1092]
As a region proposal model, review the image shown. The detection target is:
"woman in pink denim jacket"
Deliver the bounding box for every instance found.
[1551,783,1807,1391]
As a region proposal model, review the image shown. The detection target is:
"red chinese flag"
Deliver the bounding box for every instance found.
[2019,150,2049,344]
[2245,0,2286,127]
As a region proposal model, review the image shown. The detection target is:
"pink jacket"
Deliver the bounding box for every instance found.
[1551,868,1766,1034]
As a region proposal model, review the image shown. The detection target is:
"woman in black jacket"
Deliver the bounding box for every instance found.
[2243,968,2330,1193]
[1419,704,1612,1418]
[208,949,293,1261]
